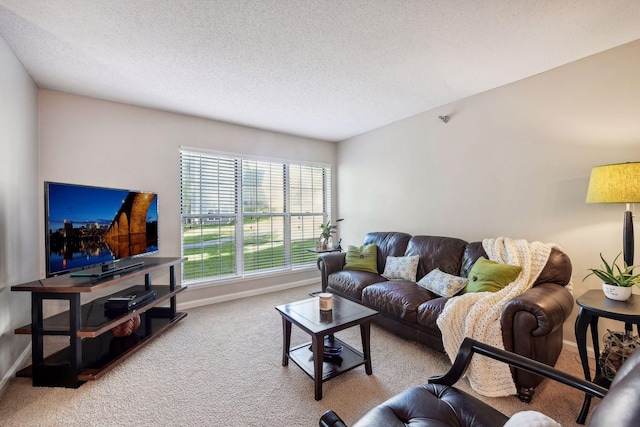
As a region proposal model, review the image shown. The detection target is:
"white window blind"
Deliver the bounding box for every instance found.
[180,149,331,283]
[289,164,329,266]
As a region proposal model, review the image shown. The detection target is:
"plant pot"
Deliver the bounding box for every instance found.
[319,236,332,250]
[602,283,633,301]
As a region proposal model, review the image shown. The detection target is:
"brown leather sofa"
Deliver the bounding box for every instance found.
[317,232,574,401]
[320,338,637,427]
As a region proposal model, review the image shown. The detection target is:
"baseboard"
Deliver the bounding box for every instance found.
[0,342,32,396]
[563,338,595,359]
[177,278,318,310]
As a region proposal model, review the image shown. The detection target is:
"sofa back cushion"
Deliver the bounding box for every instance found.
[462,242,572,287]
[535,247,572,287]
[460,242,488,278]
[405,236,468,281]
[363,232,412,274]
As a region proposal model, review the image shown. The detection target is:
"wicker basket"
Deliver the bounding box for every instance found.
[599,329,640,380]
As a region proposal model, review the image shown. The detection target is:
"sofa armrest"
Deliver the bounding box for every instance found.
[501,283,574,348]
[317,252,347,292]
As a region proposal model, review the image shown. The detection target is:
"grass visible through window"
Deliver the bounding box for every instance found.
[182,221,318,281]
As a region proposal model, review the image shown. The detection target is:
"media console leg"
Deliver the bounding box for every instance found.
[32,293,84,387]
[31,294,45,374]
[69,293,82,380]
[169,265,176,315]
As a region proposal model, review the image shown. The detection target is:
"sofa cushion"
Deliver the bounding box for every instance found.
[362,232,412,274]
[327,270,387,301]
[460,242,488,278]
[405,236,468,281]
[535,247,572,287]
[344,244,378,273]
[382,255,419,281]
[416,297,449,331]
[463,256,522,294]
[362,281,436,323]
[417,268,468,297]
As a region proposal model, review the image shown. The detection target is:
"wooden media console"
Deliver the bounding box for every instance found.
[11,257,186,387]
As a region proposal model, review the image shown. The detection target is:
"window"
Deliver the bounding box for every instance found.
[180,149,332,283]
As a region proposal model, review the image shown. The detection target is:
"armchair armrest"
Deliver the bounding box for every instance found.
[320,338,607,427]
[317,252,346,292]
[429,338,607,399]
[319,410,348,427]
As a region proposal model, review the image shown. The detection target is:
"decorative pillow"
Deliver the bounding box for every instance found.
[344,244,378,274]
[503,411,561,427]
[382,255,419,281]
[111,315,141,337]
[463,256,522,294]
[417,268,468,297]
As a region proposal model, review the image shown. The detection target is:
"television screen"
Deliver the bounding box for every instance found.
[45,182,158,277]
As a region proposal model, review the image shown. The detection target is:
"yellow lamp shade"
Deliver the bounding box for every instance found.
[586,162,640,204]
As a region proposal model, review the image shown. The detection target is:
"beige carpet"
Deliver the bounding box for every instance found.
[0,284,592,426]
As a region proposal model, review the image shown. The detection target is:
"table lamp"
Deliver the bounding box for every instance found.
[586,162,640,267]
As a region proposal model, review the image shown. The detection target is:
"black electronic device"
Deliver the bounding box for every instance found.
[308,336,343,357]
[105,290,157,312]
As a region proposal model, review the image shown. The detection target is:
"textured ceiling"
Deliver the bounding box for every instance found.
[1,1,640,142]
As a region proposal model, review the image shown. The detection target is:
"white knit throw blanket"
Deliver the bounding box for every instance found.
[436,237,555,397]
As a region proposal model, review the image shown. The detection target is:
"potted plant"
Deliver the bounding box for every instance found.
[583,253,640,301]
[318,218,343,250]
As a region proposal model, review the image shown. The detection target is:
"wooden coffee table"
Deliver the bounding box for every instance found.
[275,295,377,400]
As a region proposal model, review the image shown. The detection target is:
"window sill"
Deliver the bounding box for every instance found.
[183,265,317,289]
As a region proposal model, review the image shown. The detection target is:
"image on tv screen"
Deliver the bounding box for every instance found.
[45,182,158,276]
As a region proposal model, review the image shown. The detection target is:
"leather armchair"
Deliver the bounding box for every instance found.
[320,338,637,427]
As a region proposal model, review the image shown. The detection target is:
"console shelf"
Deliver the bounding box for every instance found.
[11,257,186,388]
[15,285,185,337]
[16,312,187,382]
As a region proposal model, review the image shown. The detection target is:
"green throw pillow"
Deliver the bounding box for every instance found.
[344,244,378,274]
[463,256,522,294]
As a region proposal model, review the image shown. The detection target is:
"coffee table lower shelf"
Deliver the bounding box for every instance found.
[288,337,366,382]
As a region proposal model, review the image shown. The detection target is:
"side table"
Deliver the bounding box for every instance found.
[574,289,640,424]
[306,248,342,254]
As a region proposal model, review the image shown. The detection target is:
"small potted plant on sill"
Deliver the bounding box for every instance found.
[583,253,640,301]
[318,218,343,250]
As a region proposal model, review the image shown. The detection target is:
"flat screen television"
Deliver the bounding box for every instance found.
[45,181,159,277]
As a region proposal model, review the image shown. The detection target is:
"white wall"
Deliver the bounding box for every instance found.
[338,39,640,349]
[0,36,39,389]
[38,90,338,306]
[10,36,640,381]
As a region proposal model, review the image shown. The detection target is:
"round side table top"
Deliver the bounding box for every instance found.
[577,289,640,318]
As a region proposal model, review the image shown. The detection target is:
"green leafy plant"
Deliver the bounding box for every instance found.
[583,253,640,287]
[319,218,343,241]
